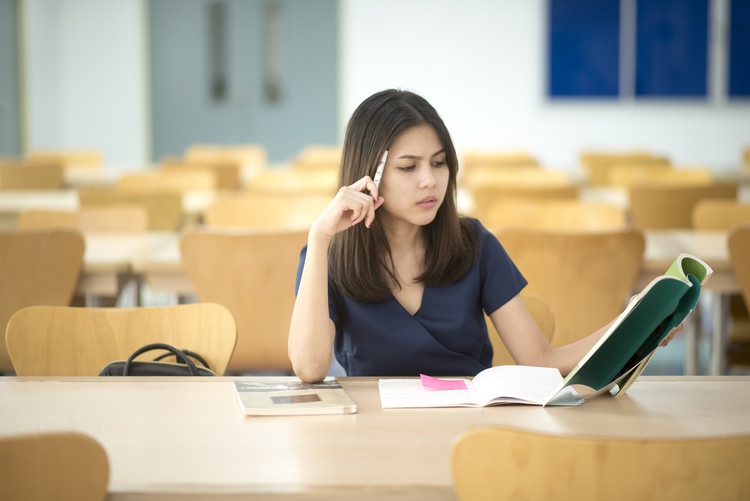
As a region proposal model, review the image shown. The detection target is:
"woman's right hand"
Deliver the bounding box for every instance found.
[311,176,385,241]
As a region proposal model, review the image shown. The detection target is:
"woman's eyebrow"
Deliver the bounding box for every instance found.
[397,149,446,160]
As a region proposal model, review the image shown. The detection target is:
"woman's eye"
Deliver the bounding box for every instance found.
[432,160,447,167]
[399,165,416,172]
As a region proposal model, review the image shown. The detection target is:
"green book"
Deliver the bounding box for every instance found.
[543,253,713,403]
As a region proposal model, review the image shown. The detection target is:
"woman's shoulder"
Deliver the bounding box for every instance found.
[460,216,493,240]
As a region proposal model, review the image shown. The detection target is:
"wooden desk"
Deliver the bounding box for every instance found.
[0,376,747,500]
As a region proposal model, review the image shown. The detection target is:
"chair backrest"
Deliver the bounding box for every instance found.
[629,182,738,229]
[451,426,750,501]
[610,165,712,187]
[180,228,308,373]
[0,163,64,190]
[0,431,109,501]
[204,194,330,229]
[17,205,149,232]
[487,293,555,366]
[78,188,183,231]
[116,170,217,192]
[691,199,750,230]
[5,303,237,376]
[0,230,85,373]
[245,168,338,196]
[579,151,669,186]
[728,224,750,320]
[480,199,626,231]
[461,150,538,177]
[291,144,342,171]
[161,158,241,190]
[493,228,644,347]
[26,149,103,168]
[184,143,267,172]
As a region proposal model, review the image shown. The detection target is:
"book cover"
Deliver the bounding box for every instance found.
[233,378,357,416]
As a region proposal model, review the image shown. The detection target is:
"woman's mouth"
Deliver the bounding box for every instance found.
[417,196,437,209]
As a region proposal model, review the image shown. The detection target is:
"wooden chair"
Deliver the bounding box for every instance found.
[26,149,103,169]
[291,144,341,171]
[0,162,64,190]
[184,143,267,178]
[479,199,626,231]
[487,293,555,366]
[0,230,85,373]
[245,168,338,197]
[180,228,308,374]
[579,151,669,186]
[493,228,644,348]
[204,193,330,229]
[161,157,241,190]
[451,426,750,501]
[78,188,184,231]
[742,146,750,170]
[461,150,538,181]
[5,303,237,376]
[0,431,109,501]
[116,169,217,192]
[691,198,750,230]
[728,224,750,368]
[610,165,712,187]
[629,182,738,229]
[470,183,579,224]
[17,205,149,232]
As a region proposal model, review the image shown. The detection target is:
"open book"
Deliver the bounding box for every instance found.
[234,378,357,416]
[379,253,712,408]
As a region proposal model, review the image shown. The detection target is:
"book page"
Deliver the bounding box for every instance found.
[378,379,479,408]
[472,366,565,406]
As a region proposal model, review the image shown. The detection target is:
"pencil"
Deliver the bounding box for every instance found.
[373,150,388,190]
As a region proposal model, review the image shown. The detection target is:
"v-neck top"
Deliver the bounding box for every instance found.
[294,218,527,377]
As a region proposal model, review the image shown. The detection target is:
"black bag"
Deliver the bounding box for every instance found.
[98,342,216,376]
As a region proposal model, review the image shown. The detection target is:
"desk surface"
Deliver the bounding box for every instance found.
[0,376,748,500]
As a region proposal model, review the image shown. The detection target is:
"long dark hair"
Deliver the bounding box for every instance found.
[329,89,477,303]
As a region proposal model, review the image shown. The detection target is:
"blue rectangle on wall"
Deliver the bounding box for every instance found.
[729,0,750,96]
[548,0,620,97]
[635,0,709,97]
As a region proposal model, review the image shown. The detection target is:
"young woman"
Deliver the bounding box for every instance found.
[288,89,678,383]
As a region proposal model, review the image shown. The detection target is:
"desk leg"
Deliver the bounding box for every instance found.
[710,292,730,375]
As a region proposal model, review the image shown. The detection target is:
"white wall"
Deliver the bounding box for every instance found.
[22,0,148,168]
[21,0,750,170]
[340,0,750,170]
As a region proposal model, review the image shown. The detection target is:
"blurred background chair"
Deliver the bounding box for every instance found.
[479,199,626,231]
[204,193,329,229]
[78,188,184,231]
[17,206,149,233]
[0,162,64,190]
[0,431,109,501]
[629,182,738,229]
[25,149,103,169]
[493,228,645,348]
[451,426,750,501]
[579,150,669,187]
[290,144,341,171]
[160,157,241,190]
[691,198,750,230]
[728,224,750,370]
[0,229,84,374]
[5,303,237,376]
[180,228,308,374]
[487,293,555,366]
[116,169,218,192]
[245,168,338,197]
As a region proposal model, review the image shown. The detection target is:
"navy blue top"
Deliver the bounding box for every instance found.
[294,218,527,377]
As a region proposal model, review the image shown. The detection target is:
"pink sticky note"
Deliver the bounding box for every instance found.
[420,374,468,391]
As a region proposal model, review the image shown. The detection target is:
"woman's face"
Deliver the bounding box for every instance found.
[378,124,450,229]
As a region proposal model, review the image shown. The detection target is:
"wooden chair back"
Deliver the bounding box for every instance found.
[743,146,750,170]
[493,228,644,347]
[78,188,183,231]
[451,426,750,501]
[291,144,341,171]
[184,143,267,172]
[204,194,329,229]
[0,230,85,373]
[180,228,308,374]
[116,169,217,192]
[481,199,626,231]
[729,224,750,322]
[579,151,669,186]
[461,150,538,178]
[487,293,555,366]
[5,303,237,376]
[610,165,712,187]
[161,158,241,190]
[691,199,750,230]
[26,149,102,169]
[629,182,738,229]
[0,431,109,501]
[0,163,64,190]
[246,168,338,196]
[471,184,579,223]
[17,205,149,232]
